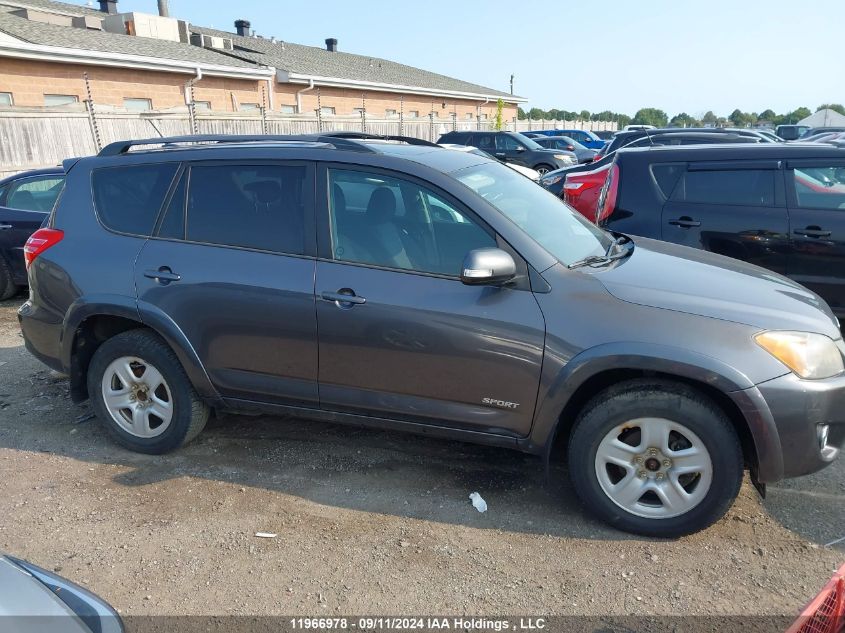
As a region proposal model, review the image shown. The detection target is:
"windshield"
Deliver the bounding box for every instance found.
[513,133,543,150]
[453,160,610,265]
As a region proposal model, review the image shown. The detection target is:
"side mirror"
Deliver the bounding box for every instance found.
[461,248,516,286]
[515,146,526,152]
[567,145,575,151]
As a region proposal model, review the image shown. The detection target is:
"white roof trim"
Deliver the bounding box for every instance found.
[0,39,275,80]
[278,70,525,104]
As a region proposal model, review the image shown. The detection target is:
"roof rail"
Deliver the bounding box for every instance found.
[314,131,441,147]
[97,134,378,157]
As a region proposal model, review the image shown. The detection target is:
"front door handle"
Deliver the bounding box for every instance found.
[321,289,366,307]
[794,227,832,238]
[668,217,701,228]
[0,224,12,230]
[143,267,181,284]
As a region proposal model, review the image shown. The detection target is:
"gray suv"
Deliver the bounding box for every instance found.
[18,134,845,537]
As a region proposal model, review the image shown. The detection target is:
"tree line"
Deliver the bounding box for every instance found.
[517,104,845,128]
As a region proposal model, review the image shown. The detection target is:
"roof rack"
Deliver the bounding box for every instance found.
[312,131,441,147]
[97,134,379,157]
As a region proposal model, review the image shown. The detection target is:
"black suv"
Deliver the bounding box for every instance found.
[437,130,576,174]
[18,134,845,537]
[595,143,845,318]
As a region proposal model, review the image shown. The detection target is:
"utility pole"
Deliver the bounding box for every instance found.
[509,74,514,95]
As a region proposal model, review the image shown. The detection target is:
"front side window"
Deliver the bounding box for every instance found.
[671,169,775,206]
[474,134,495,150]
[93,164,178,236]
[792,166,845,210]
[329,168,496,276]
[184,164,309,255]
[453,161,609,265]
[496,135,524,151]
[6,176,65,212]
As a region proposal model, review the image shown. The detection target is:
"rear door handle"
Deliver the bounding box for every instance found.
[794,227,832,238]
[143,268,181,284]
[668,217,701,228]
[0,224,12,230]
[321,290,366,307]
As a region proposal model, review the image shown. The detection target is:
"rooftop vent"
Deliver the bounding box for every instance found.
[103,12,181,42]
[190,33,234,51]
[98,0,117,14]
[325,37,337,52]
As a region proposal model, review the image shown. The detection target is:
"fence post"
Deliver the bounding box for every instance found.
[399,94,404,136]
[316,87,323,132]
[361,93,366,133]
[429,111,434,142]
[82,72,101,152]
[451,111,457,131]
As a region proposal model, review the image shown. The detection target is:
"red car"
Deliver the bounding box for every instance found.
[562,163,612,221]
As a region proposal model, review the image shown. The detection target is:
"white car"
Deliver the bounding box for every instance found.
[439,144,541,181]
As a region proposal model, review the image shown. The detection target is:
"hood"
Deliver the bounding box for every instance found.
[594,237,841,338]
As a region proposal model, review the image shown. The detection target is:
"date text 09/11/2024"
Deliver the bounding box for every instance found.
[289,617,548,630]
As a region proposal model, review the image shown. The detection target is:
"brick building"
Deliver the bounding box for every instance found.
[0,0,523,121]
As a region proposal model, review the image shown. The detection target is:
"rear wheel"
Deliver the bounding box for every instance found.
[534,164,555,175]
[0,256,17,301]
[88,329,209,454]
[568,379,743,537]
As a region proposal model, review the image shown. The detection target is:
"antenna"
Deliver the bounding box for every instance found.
[642,126,655,146]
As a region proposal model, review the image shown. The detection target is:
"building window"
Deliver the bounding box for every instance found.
[239,103,260,112]
[0,92,13,106]
[193,101,211,111]
[385,109,398,118]
[320,106,336,116]
[124,98,152,112]
[279,104,296,114]
[465,113,473,120]
[407,110,419,119]
[480,113,488,121]
[44,94,78,107]
[352,107,365,115]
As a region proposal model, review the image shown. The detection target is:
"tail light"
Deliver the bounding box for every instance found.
[24,228,63,268]
[595,164,620,224]
[563,165,611,220]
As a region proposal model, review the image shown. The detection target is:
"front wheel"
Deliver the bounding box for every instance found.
[568,379,743,537]
[0,256,18,301]
[88,329,209,454]
[534,164,555,175]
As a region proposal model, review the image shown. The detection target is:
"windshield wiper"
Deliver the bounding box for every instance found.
[568,235,632,269]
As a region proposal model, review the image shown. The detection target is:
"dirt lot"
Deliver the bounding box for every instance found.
[0,294,842,619]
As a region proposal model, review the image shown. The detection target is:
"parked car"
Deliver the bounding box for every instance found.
[775,124,810,140]
[799,127,845,140]
[603,128,764,158]
[439,144,540,180]
[0,553,123,633]
[589,142,845,319]
[527,128,606,150]
[540,132,759,199]
[19,133,844,537]
[623,124,656,132]
[437,130,576,174]
[0,167,64,299]
[530,135,598,163]
[592,130,615,140]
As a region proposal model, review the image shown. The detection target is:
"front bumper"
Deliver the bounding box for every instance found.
[732,371,845,482]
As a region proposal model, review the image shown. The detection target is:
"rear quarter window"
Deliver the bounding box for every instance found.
[92,164,179,236]
[671,168,775,207]
[650,164,685,199]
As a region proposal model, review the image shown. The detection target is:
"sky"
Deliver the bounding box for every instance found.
[72,0,844,117]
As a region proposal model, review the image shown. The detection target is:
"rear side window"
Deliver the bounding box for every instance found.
[670,169,775,207]
[792,166,845,210]
[185,164,310,255]
[93,164,178,236]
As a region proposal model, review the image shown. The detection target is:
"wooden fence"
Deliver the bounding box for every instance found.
[0,104,617,178]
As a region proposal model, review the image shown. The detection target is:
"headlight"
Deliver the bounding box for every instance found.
[754,331,845,379]
[542,174,564,186]
[553,154,574,162]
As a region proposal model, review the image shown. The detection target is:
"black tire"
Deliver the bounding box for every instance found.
[534,164,555,175]
[567,379,743,537]
[87,329,209,454]
[0,256,17,301]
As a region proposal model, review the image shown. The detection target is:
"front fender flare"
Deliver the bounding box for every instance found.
[523,342,782,480]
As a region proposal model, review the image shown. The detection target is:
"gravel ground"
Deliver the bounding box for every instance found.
[0,294,842,619]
